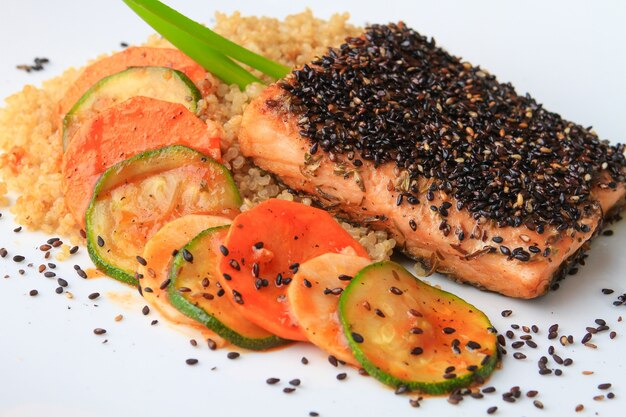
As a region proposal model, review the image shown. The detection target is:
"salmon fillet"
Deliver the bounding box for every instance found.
[239,24,626,299]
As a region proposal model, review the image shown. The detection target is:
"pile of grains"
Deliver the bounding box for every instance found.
[283,23,626,232]
[0,11,394,260]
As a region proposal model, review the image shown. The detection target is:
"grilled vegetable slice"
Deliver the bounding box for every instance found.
[138,214,232,348]
[168,225,288,350]
[57,46,210,121]
[217,198,369,341]
[287,253,371,365]
[339,261,499,395]
[62,66,201,149]
[63,96,222,227]
[86,145,241,285]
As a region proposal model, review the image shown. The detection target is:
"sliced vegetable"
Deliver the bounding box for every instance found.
[123,0,261,89]
[62,96,222,227]
[339,261,499,395]
[168,225,288,350]
[138,214,232,348]
[62,66,201,150]
[86,145,241,285]
[58,46,209,120]
[287,253,371,365]
[123,0,290,80]
[217,198,369,341]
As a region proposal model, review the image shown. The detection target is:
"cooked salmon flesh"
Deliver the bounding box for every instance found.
[239,23,626,298]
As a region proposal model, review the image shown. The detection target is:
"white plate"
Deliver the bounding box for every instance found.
[0,1,625,417]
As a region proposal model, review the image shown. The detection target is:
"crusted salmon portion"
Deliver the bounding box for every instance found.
[240,23,625,298]
[239,85,624,299]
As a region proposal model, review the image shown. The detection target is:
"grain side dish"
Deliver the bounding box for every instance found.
[0,11,395,262]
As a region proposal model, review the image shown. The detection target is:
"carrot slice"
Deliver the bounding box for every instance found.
[287,253,371,365]
[217,199,369,341]
[62,96,222,227]
[58,46,210,120]
[138,214,232,348]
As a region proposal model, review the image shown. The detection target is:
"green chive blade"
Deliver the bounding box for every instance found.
[124,0,291,79]
[123,0,262,89]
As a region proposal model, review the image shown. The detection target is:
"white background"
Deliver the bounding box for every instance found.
[0,1,625,417]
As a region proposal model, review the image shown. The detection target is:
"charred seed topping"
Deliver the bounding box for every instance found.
[281,23,626,232]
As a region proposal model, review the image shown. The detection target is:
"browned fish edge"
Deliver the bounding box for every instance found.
[273,176,624,299]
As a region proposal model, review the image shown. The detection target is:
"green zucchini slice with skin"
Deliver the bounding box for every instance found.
[167,225,289,350]
[339,261,499,395]
[62,66,201,149]
[86,145,241,286]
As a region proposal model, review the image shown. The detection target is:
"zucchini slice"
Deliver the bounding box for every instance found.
[86,145,241,286]
[62,66,201,149]
[339,261,498,395]
[168,226,288,350]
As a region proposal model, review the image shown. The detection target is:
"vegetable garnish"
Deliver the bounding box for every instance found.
[339,261,499,394]
[86,145,241,285]
[216,198,369,341]
[168,225,289,350]
[122,0,291,88]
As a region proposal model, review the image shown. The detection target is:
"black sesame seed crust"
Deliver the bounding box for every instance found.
[280,23,626,231]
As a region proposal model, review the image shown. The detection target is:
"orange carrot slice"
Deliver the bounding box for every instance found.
[62,96,222,227]
[287,253,371,365]
[217,199,369,341]
[58,46,210,120]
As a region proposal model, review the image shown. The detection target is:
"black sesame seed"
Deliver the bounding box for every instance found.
[136,256,147,266]
[598,383,612,390]
[289,378,301,386]
[93,328,106,335]
[266,377,280,385]
[301,356,309,365]
[351,332,364,343]
[227,352,240,360]
[395,385,409,395]
[410,347,424,355]
[501,309,512,317]
[97,236,105,247]
[57,278,68,288]
[283,387,295,394]
[336,373,347,380]
[13,255,25,262]
[142,305,150,315]
[207,338,217,350]
[487,406,498,414]
[182,249,194,263]
[328,355,338,367]
[185,358,198,365]
[88,292,100,300]
[29,289,38,296]
[390,286,403,295]
[467,341,481,350]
